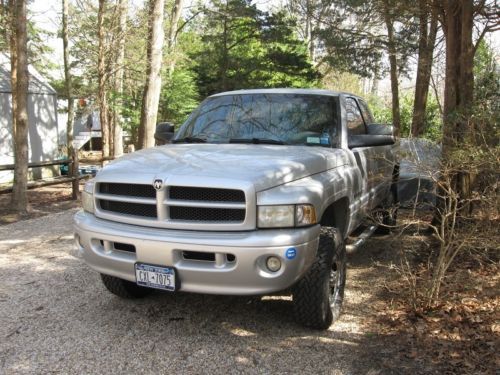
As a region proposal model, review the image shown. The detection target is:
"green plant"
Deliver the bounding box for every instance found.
[369,92,442,140]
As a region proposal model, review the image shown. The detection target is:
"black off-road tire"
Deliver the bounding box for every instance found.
[292,227,347,330]
[100,274,153,298]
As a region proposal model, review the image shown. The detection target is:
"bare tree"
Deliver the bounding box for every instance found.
[62,0,74,156]
[9,0,29,214]
[138,0,165,149]
[111,0,128,157]
[166,0,184,75]
[98,0,110,157]
[7,0,16,141]
[287,0,330,62]
[382,0,401,136]
[411,0,438,137]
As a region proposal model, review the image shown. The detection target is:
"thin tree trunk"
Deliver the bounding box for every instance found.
[138,0,165,150]
[305,0,314,61]
[458,0,474,118]
[8,0,16,142]
[112,0,128,157]
[62,0,74,156]
[98,0,110,157]
[430,74,443,115]
[166,0,184,75]
[411,0,438,137]
[10,0,29,214]
[107,109,114,156]
[442,2,460,149]
[383,3,401,136]
[219,2,229,92]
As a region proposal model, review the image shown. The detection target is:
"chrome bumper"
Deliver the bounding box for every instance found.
[73,211,320,295]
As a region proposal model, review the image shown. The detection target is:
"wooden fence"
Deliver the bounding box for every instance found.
[0,149,87,198]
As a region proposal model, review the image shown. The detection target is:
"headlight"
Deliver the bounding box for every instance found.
[258,205,294,228]
[82,180,95,213]
[258,204,317,228]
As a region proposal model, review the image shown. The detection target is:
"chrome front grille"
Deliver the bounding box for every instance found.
[94,182,251,229]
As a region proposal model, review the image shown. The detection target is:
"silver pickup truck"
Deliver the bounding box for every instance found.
[74,89,398,329]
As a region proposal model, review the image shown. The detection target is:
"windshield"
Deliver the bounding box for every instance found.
[175,94,339,146]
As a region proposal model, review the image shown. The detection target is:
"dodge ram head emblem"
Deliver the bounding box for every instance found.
[153,179,163,190]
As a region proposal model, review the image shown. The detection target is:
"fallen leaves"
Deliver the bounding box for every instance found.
[373,249,499,374]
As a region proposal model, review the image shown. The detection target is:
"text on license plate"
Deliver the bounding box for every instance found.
[135,263,176,291]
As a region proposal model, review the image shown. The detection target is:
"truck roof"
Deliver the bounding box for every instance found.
[210,88,358,98]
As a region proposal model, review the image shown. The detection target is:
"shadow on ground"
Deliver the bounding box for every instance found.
[0,212,449,374]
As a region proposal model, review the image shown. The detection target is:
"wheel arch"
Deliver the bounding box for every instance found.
[320,197,350,239]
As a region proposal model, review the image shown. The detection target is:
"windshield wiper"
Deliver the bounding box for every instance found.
[229,138,286,145]
[172,136,207,144]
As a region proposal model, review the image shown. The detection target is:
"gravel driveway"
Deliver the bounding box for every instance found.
[0,209,412,374]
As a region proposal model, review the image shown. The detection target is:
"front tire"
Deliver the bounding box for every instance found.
[292,227,346,330]
[100,274,153,298]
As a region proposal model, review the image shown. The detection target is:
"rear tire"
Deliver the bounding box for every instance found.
[292,227,346,330]
[100,274,153,298]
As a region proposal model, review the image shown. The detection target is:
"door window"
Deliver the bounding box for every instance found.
[345,97,366,135]
[358,99,375,124]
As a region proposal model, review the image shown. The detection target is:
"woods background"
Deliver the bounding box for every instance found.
[0,1,499,371]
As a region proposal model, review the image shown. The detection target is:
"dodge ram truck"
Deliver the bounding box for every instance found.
[74,89,398,329]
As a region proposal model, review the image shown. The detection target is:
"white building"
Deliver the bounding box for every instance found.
[0,53,62,183]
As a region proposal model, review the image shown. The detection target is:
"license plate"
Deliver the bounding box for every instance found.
[135,263,176,291]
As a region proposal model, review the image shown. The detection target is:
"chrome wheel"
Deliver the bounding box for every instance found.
[329,261,341,307]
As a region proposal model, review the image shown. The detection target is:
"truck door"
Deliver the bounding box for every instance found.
[357,98,394,207]
[345,97,374,219]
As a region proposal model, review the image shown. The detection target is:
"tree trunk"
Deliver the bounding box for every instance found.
[98,0,110,157]
[305,0,314,61]
[107,108,114,156]
[441,0,474,153]
[138,0,165,150]
[112,0,128,157]
[219,3,229,92]
[432,0,476,221]
[411,0,438,137]
[10,0,29,214]
[383,3,401,136]
[166,0,184,75]
[62,0,74,157]
[8,0,16,141]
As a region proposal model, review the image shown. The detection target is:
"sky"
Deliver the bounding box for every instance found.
[30,0,499,85]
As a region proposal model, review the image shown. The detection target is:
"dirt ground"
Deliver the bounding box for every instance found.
[0,199,497,374]
[0,184,82,225]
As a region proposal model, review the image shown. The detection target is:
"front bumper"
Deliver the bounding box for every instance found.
[74,211,320,295]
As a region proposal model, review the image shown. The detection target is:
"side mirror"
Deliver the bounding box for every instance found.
[349,123,395,148]
[367,123,394,136]
[155,122,175,145]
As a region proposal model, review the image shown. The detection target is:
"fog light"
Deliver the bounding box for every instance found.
[266,256,281,272]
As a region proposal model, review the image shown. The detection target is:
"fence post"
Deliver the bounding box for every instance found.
[71,148,79,200]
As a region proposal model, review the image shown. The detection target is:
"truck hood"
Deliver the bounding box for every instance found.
[97,144,347,192]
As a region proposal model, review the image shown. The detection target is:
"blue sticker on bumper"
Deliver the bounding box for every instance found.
[285,248,297,259]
